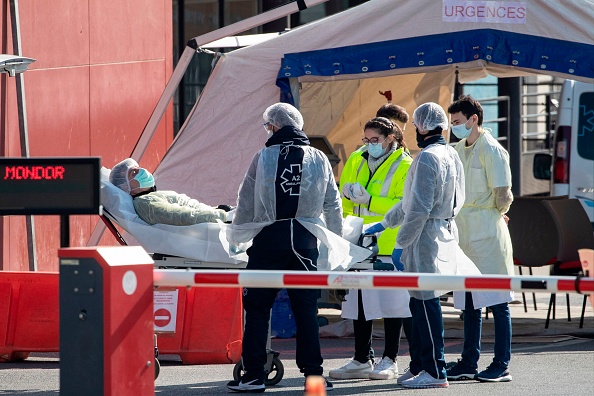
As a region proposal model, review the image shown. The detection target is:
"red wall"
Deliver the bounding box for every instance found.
[0,0,173,271]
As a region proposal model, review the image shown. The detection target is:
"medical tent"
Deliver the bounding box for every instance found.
[153,0,594,206]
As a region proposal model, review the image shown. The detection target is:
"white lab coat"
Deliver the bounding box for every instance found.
[341,256,411,320]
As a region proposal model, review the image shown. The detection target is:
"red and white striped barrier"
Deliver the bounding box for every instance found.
[153,269,594,294]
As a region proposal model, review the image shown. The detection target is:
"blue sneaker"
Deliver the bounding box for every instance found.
[446,360,478,380]
[476,361,512,382]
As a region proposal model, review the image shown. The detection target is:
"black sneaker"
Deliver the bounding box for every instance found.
[446,360,478,380]
[227,376,265,393]
[476,361,512,382]
[304,377,334,392]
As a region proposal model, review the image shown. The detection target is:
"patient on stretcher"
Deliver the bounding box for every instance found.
[101,160,246,265]
[109,158,234,226]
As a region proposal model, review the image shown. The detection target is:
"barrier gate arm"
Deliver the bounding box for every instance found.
[153,269,594,295]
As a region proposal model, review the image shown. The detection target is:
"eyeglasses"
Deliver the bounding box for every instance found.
[262,122,272,128]
[362,136,386,145]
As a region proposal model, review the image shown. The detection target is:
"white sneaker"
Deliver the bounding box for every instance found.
[401,370,449,389]
[369,357,398,380]
[328,358,374,379]
[396,367,415,384]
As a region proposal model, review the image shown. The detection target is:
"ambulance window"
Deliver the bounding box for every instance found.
[577,92,594,161]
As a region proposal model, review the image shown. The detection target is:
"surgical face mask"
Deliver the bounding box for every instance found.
[263,122,274,138]
[133,168,155,189]
[415,127,425,145]
[367,142,386,158]
[451,118,472,139]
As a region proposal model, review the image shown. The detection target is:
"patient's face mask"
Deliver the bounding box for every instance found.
[135,168,155,188]
[128,168,155,192]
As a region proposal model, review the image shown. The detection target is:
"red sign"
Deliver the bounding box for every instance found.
[154,308,171,328]
[3,165,65,180]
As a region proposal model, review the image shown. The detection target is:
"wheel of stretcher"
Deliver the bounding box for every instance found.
[233,356,284,386]
[154,358,161,380]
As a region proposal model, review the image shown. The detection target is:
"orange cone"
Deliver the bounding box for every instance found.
[304,375,326,396]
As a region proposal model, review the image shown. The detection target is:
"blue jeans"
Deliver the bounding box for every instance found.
[461,292,512,368]
[409,297,446,379]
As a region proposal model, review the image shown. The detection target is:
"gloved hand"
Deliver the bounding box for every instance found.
[349,182,371,205]
[229,243,244,254]
[341,183,354,199]
[364,222,385,235]
[391,248,405,271]
[226,209,235,223]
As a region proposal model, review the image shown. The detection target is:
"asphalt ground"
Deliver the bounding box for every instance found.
[1,334,592,395]
[1,292,592,395]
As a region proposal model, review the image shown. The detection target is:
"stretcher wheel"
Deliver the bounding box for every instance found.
[154,358,161,379]
[233,356,284,386]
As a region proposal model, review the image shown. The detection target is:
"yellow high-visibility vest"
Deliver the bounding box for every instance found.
[339,147,412,255]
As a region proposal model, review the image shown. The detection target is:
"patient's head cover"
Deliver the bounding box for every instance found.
[263,102,304,130]
[110,158,140,194]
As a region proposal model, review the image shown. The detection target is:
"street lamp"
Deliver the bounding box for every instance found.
[0,54,35,77]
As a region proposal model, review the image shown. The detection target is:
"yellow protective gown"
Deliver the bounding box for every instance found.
[453,132,514,309]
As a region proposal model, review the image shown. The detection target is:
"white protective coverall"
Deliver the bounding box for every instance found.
[452,131,514,309]
[223,145,371,270]
[381,143,482,300]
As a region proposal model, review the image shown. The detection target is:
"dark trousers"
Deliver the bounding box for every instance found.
[408,297,446,379]
[353,289,416,363]
[241,246,322,380]
[461,292,512,368]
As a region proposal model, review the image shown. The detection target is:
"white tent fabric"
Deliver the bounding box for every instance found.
[155,0,594,206]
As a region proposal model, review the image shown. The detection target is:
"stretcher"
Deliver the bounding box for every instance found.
[100,169,296,385]
[99,168,375,385]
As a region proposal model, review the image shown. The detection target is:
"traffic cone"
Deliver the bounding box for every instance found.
[304,375,326,396]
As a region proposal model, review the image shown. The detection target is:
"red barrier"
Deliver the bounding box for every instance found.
[0,271,243,366]
[156,286,243,365]
[0,272,59,362]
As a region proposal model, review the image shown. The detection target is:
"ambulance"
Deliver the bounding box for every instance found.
[534,80,594,227]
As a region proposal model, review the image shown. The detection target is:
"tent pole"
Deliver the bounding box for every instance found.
[131,0,330,163]
[86,0,331,246]
[10,0,37,270]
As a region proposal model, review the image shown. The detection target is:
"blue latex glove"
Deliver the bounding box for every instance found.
[364,222,385,235]
[391,248,405,271]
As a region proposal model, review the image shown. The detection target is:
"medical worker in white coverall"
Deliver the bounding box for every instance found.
[225,103,371,394]
[446,95,514,383]
[365,102,469,389]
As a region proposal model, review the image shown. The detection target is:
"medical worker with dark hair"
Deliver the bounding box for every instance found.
[446,95,514,383]
[330,116,415,381]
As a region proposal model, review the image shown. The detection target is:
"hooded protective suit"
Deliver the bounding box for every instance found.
[382,143,473,300]
[225,126,371,270]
